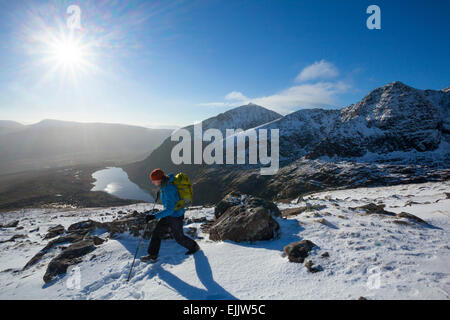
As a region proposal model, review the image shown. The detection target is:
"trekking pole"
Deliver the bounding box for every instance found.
[127,191,159,282]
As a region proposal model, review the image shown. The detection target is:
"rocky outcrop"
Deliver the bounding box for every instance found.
[43,239,97,283]
[352,203,396,216]
[23,210,163,283]
[206,192,280,242]
[0,234,28,243]
[395,212,428,225]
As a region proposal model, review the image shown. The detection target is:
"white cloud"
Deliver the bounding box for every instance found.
[225,91,248,101]
[198,60,350,114]
[250,81,350,114]
[296,60,339,82]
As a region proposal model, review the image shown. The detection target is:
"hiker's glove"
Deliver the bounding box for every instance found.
[145,214,156,223]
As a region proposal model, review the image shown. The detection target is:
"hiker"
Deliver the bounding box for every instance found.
[140,168,200,262]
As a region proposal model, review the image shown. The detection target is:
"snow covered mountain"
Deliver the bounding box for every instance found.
[1,181,448,299]
[123,103,282,192]
[306,81,449,160]
[123,81,449,205]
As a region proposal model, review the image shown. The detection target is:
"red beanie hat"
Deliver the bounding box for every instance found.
[150,168,165,181]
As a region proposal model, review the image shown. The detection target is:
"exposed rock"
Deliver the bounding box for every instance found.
[321,252,330,258]
[23,211,162,279]
[404,200,421,206]
[284,240,317,263]
[0,234,28,243]
[392,220,410,226]
[92,236,105,246]
[43,239,96,283]
[67,219,105,233]
[214,191,281,219]
[186,227,197,238]
[209,206,279,242]
[0,220,19,228]
[214,191,243,219]
[315,218,328,226]
[185,216,207,224]
[23,233,86,270]
[304,260,322,273]
[396,212,428,224]
[281,207,307,217]
[355,203,396,216]
[208,193,280,242]
[44,225,65,240]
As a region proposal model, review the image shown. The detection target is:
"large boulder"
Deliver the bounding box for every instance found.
[208,192,280,242]
[23,210,166,283]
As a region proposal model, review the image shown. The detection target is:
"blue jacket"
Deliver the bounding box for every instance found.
[153,173,185,219]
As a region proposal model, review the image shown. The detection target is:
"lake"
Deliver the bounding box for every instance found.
[91,167,154,202]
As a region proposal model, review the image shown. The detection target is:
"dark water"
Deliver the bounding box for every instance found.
[91,167,154,202]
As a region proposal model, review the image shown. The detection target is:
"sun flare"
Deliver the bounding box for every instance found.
[47,35,90,69]
[52,40,84,65]
[35,30,97,83]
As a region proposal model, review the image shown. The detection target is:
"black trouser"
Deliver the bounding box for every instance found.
[147,215,198,256]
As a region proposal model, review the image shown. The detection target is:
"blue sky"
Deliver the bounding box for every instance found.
[0,0,449,128]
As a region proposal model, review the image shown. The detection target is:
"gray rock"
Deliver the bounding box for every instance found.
[284,240,317,263]
[208,194,280,242]
[44,225,65,240]
[43,239,96,283]
[0,220,19,228]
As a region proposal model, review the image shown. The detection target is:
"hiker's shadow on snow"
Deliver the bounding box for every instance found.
[152,250,238,300]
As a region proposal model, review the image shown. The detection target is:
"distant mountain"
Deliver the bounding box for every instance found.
[124,81,449,205]
[0,119,173,175]
[0,120,26,135]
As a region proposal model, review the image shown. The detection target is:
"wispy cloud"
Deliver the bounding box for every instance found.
[198,60,350,114]
[295,60,339,82]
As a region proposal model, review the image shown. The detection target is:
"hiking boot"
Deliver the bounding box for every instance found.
[185,243,200,255]
[140,254,158,263]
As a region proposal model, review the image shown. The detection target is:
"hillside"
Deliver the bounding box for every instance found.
[0,181,448,299]
[0,120,173,175]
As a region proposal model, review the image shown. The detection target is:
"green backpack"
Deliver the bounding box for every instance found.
[172,172,193,211]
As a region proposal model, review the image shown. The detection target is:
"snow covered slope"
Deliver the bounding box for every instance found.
[1,181,449,299]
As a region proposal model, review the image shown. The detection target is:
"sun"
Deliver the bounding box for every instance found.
[47,35,90,69]
[36,30,97,83]
[52,39,84,66]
